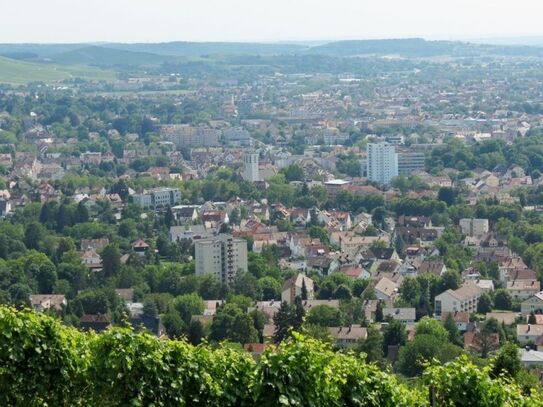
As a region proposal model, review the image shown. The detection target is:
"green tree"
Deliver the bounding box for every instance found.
[36,263,58,294]
[24,222,45,250]
[491,342,522,379]
[383,318,407,355]
[477,292,493,314]
[172,293,204,324]
[398,333,461,377]
[443,313,463,346]
[101,244,121,278]
[356,324,384,364]
[162,311,185,338]
[273,302,298,344]
[306,305,342,327]
[187,320,204,345]
[494,289,513,310]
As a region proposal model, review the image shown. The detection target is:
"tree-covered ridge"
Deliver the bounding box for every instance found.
[0,306,540,407]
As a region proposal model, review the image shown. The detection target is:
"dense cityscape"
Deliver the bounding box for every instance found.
[1,33,543,404]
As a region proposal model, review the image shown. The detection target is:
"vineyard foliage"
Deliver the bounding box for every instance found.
[0,306,541,406]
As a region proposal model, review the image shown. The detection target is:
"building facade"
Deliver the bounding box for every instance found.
[397,151,426,176]
[366,142,398,184]
[243,153,260,182]
[195,234,248,285]
[459,218,489,237]
[132,188,181,209]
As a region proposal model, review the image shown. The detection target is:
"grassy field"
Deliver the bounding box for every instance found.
[0,56,115,85]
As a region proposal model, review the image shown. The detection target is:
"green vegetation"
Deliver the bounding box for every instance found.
[2,306,541,406]
[0,56,114,84]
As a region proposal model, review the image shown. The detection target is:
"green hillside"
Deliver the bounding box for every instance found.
[51,45,179,67]
[0,56,114,84]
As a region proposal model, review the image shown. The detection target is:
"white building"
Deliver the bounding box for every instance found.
[434,284,482,317]
[195,234,248,285]
[366,142,398,184]
[459,218,489,237]
[243,153,260,182]
[132,188,181,209]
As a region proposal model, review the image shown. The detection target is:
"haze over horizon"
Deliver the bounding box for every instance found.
[1,0,542,44]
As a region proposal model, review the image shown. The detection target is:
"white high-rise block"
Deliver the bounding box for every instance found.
[366,142,398,184]
[244,153,260,182]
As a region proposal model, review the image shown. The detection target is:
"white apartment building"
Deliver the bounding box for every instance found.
[243,153,260,182]
[195,234,248,285]
[132,188,181,209]
[434,284,482,316]
[459,218,489,237]
[397,151,426,175]
[366,142,398,184]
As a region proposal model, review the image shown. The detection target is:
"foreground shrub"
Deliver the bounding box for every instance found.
[424,355,543,407]
[256,332,426,406]
[0,306,90,406]
[0,307,541,406]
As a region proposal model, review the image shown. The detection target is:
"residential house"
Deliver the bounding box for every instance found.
[507,280,541,301]
[172,206,199,224]
[281,274,315,305]
[80,238,109,251]
[441,311,470,332]
[328,325,367,347]
[30,294,67,313]
[290,208,311,225]
[82,249,102,272]
[132,239,150,256]
[517,324,543,344]
[521,292,543,315]
[520,349,543,368]
[374,277,398,301]
[464,330,500,354]
[80,314,111,332]
[382,308,416,325]
[418,260,446,276]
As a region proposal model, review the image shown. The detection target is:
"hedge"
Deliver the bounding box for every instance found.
[0,306,540,406]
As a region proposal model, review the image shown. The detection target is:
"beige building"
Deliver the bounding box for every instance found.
[328,325,367,347]
[434,284,482,317]
[507,280,541,301]
[281,274,315,305]
[517,324,543,344]
[521,291,543,315]
[195,234,247,285]
[459,218,489,237]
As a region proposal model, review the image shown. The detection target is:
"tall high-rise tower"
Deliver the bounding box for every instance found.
[366,142,398,184]
[244,153,260,182]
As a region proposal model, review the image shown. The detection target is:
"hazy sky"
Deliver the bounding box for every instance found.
[2,0,543,43]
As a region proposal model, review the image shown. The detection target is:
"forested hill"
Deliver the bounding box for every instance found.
[1,38,543,66]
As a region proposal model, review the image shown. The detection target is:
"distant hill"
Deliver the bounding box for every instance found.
[50,46,179,67]
[0,56,114,84]
[0,42,307,60]
[107,41,306,56]
[306,38,543,58]
[306,38,459,57]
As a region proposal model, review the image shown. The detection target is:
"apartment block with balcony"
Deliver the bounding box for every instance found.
[195,234,248,285]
